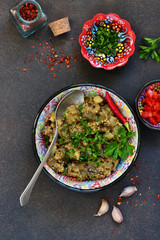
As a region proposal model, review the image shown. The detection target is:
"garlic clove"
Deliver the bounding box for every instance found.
[119,186,137,197]
[94,199,109,217]
[111,206,123,223]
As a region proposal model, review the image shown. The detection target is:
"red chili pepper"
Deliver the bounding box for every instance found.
[105,92,130,131]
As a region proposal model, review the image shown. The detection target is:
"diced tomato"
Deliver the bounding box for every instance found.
[143,105,152,112]
[145,98,154,107]
[154,102,160,111]
[152,91,159,100]
[141,111,152,118]
[152,111,157,117]
[156,112,160,123]
[148,117,157,125]
[141,88,160,125]
[146,89,153,98]
[142,98,146,104]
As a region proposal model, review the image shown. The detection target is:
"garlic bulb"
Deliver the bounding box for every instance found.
[119,186,137,197]
[94,199,109,216]
[111,206,123,223]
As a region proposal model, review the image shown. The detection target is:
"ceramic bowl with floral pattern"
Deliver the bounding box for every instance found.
[79,13,136,70]
[33,84,140,192]
[135,79,160,130]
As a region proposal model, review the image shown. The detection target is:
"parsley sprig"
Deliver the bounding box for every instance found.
[139,37,160,62]
[104,127,136,161]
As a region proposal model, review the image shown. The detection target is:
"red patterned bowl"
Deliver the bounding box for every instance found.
[79,13,136,70]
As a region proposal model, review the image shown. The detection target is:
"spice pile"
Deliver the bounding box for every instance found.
[19,2,38,21]
[20,35,83,79]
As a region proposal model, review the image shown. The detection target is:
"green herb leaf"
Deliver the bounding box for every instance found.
[139,36,160,62]
[96,116,102,122]
[104,141,119,156]
[78,104,83,111]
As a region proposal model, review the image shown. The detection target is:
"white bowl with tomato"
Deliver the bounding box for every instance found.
[135,79,160,130]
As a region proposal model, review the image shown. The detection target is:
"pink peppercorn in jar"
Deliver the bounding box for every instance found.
[9,0,47,38]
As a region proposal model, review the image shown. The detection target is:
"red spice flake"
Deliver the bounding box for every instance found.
[130,178,134,181]
[50,67,54,71]
[34,34,38,38]
[43,46,46,50]
[129,201,132,204]
[32,46,35,48]
[144,165,147,169]
[23,68,27,71]
[126,201,128,204]
[138,180,142,185]
[29,54,34,57]
[54,73,56,78]
[117,202,122,205]
[112,231,114,234]
[132,211,135,214]
[28,58,33,62]
[143,198,146,202]
[135,203,138,207]
[72,83,76,85]
[153,203,156,206]
[148,186,151,190]
[60,50,64,54]
[157,194,160,200]
[43,58,47,64]
[47,63,53,69]
[139,193,142,196]
[70,37,74,40]
[20,3,38,21]
[134,162,140,168]
[46,42,49,45]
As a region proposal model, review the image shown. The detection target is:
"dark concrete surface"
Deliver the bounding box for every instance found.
[0,0,160,239]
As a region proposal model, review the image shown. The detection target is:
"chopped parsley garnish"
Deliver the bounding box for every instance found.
[60,123,70,131]
[96,116,102,122]
[93,27,120,56]
[78,104,83,113]
[62,167,68,175]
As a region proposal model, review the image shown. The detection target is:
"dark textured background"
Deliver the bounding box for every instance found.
[0,0,160,239]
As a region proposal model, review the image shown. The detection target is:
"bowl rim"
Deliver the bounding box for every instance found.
[79,13,136,70]
[32,83,141,193]
[135,79,160,130]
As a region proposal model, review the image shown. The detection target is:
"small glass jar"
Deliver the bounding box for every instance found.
[9,0,47,38]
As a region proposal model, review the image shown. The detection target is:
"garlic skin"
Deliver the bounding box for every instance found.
[119,186,137,197]
[94,199,109,216]
[112,206,123,223]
